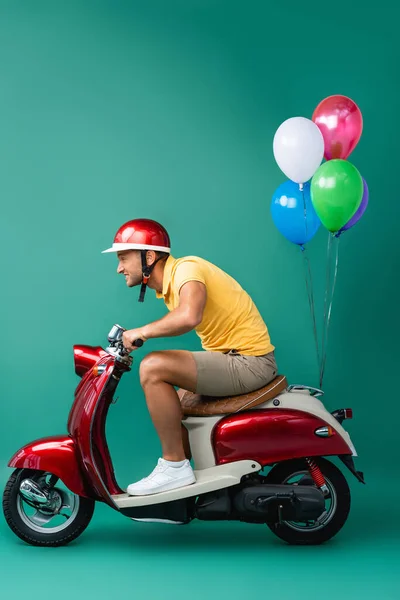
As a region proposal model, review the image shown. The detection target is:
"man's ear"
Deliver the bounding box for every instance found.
[146,250,156,266]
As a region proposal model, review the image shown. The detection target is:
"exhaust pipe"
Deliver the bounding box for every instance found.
[19,479,49,505]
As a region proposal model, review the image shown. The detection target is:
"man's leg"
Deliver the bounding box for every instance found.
[126,350,197,496]
[139,350,198,461]
[177,388,192,460]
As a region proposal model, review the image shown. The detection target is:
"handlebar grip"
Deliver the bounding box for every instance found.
[133,339,144,347]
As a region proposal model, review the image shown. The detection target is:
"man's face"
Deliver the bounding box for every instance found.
[116,251,142,287]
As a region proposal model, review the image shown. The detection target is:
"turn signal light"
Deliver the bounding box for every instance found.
[315,426,335,437]
[93,365,106,377]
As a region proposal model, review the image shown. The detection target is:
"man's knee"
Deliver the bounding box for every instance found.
[139,352,166,387]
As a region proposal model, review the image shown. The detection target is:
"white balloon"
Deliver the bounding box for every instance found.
[273,117,324,185]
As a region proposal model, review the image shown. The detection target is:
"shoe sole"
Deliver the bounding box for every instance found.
[127,475,196,496]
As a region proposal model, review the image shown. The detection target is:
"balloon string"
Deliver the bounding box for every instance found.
[302,247,320,370]
[301,185,308,242]
[320,233,332,384]
[301,188,320,375]
[319,234,340,387]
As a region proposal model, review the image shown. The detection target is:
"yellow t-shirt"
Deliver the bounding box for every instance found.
[156,255,274,356]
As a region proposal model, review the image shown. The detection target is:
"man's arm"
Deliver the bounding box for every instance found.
[122,281,207,350]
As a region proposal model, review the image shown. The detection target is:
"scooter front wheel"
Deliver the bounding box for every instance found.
[2,469,95,547]
[264,457,351,545]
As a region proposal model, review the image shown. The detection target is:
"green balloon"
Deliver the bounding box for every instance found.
[310,159,363,232]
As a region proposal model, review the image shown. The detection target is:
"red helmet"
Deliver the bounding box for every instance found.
[102,218,170,254]
[102,219,171,303]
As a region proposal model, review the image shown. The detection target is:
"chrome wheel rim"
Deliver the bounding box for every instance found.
[17,473,80,534]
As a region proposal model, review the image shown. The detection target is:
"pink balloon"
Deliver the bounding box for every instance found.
[312,95,363,161]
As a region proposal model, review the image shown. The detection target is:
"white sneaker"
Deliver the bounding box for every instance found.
[126,458,196,496]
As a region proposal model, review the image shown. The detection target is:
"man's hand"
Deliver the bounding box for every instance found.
[122,328,147,352]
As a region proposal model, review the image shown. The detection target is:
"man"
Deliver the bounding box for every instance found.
[102,218,277,496]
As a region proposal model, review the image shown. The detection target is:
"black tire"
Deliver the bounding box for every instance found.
[264,458,351,545]
[2,469,95,547]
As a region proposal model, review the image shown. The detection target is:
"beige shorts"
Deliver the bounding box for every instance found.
[191,349,278,397]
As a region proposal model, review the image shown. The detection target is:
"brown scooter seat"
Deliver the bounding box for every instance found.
[181,375,288,416]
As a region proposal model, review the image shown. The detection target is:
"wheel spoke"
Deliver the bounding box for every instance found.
[57,488,75,511]
[315,510,328,525]
[30,510,57,527]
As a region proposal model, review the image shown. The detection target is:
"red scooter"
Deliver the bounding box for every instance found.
[3,324,364,546]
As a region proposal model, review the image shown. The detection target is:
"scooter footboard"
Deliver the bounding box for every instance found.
[8,435,90,498]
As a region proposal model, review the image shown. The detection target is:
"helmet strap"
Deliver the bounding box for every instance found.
[138,250,166,302]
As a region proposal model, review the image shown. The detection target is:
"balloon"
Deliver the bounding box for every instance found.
[273,117,324,184]
[339,177,369,234]
[312,95,363,161]
[310,159,363,233]
[271,180,321,246]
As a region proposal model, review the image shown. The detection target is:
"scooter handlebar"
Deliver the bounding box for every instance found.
[117,338,144,356]
[108,325,144,356]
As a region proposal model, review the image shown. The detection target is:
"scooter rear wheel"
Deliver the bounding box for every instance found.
[264,457,351,545]
[2,469,95,547]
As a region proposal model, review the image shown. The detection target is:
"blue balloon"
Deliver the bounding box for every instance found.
[271,180,320,246]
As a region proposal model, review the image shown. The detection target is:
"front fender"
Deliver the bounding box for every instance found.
[8,435,91,498]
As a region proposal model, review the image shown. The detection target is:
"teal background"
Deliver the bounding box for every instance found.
[0,1,399,598]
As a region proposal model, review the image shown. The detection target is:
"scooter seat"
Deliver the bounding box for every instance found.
[180,375,288,416]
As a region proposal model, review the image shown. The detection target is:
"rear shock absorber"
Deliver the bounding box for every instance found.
[306,458,329,495]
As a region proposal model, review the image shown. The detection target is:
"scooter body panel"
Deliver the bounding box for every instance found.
[67,353,124,505]
[8,435,90,498]
[213,408,351,465]
[256,389,357,456]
